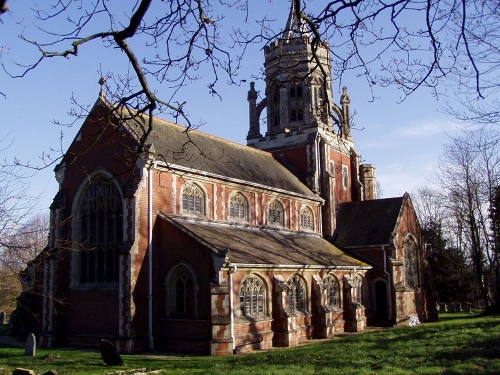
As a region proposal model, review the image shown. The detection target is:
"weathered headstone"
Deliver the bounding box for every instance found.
[439,303,447,312]
[25,333,36,358]
[41,371,58,375]
[100,339,123,366]
[0,311,5,325]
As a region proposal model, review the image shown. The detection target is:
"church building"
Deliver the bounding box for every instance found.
[33,2,437,355]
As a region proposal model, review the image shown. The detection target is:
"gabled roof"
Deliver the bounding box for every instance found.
[333,194,409,248]
[111,101,318,199]
[160,213,370,269]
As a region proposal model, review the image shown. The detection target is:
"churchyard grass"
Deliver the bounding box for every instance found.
[0,312,498,375]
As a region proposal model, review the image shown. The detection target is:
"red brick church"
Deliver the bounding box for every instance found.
[32,2,437,355]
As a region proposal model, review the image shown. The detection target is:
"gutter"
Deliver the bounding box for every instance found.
[381,245,393,320]
[147,160,157,351]
[228,264,238,352]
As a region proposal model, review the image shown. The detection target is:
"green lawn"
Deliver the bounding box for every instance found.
[0,313,498,375]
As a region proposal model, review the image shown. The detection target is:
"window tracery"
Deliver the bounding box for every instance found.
[268,200,284,226]
[77,176,123,286]
[288,274,307,312]
[182,182,205,215]
[239,274,266,317]
[166,264,196,317]
[300,206,314,231]
[404,237,419,289]
[229,193,249,222]
[324,275,341,309]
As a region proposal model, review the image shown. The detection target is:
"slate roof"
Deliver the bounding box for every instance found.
[160,213,370,269]
[333,195,408,248]
[117,102,318,199]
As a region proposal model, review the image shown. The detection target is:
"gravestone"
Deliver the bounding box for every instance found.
[0,311,5,325]
[25,333,36,358]
[438,303,447,312]
[100,339,123,366]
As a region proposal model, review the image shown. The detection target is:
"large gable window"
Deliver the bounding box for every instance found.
[229,193,249,222]
[77,176,123,286]
[268,200,284,227]
[239,274,266,317]
[288,274,307,313]
[182,182,205,215]
[166,264,197,317]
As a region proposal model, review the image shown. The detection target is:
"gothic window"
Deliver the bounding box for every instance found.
[288,274,307,312]
[268,200,284,226]
[300,206,314,231]
[239,274,266,317]
[166,264,196,317]
[342,165,349,190]
[324,275,341,309]
[289,81,304,123]
[404,237,419,289]
[353,274,364,306]
[182,182,205,215]
[271,86,280,129]
[77,176,123,286]
[229,193,249,222]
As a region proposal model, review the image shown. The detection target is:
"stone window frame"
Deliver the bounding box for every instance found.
[229,192,250,223]
[342,164,349,190]
[165,262,199,318]
[324,274,341,310]
[268,199,285,227]
[181,181,206,217]
[71,170,124,288]
[238,274,268,318]
[404,235,420,290]
[300,205,315,231]
[287,274,308,314]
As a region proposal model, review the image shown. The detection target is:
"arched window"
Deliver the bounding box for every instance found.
[229,193,249,222]
[342,165,349,190]
[404,237,419,289]
[77,176,123,285]
[182,182,205,215]
[324,275,341,309]
[353,274,364,306]
[166,264,196,317]
[268,200,284,226]
[239,274,266,317]
[300,206,314,231]
[288,274,307,312]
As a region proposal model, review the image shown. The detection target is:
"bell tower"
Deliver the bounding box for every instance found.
[247,1,367,237]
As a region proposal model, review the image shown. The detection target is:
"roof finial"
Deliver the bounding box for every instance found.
[98,76,107,99]
[283,0,309,40]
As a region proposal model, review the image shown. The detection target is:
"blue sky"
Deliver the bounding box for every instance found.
[0,0,462,212]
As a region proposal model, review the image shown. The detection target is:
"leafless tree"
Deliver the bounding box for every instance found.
[1,0,498,168]
[431,128,500,309]
[0,135,47,314]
